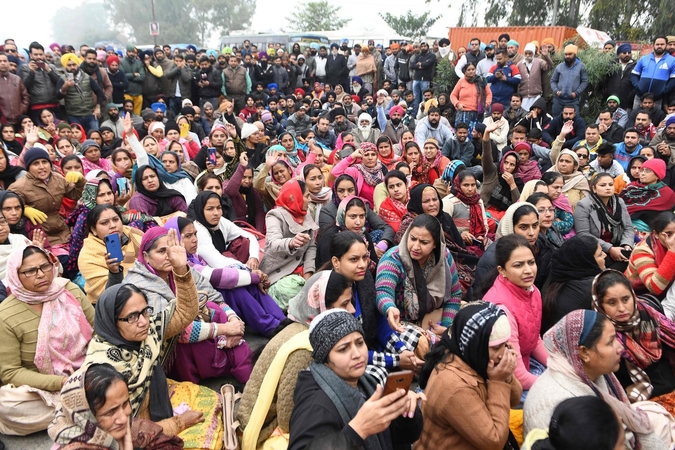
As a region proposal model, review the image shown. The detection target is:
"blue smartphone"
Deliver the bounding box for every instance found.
[104,233,124,262]
[116,177,128,196]
[207,147,217,165]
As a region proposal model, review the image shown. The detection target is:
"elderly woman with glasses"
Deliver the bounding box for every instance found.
[0,245,94,435]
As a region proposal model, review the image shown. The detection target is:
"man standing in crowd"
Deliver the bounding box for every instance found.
[455,38,485,78]
[603,43,636,109]
[120,46,145,115]
[411,41,436,112]
[222,55,250,114]
[195,56,221,109]
[488,49,521,110]
[550,44,588,116]
[631,36,675,110]
[20,41,63,121]
[326,43,348,90]
[517,43,552,111]
[106,54,128,106]
[165,52,192,115]
[82,49,112,103]
[57,52,105,132]
[0,52,30,125]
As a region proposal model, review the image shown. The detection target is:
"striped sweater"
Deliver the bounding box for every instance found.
[376,247,462,327]
[626,240,675,296]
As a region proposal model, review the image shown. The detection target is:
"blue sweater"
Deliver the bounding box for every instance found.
[550,59,589,100]
[631,53,675,100]
[487,61,521,108]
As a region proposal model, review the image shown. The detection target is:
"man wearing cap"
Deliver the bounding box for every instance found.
[329,107,355,135]
[650,116,675,165]
[326,43,348,91]
[119,46,145,115]
[286,104,312,137]
[603,40,616,53]
[604,95,629,128]
[506,40,523,65]
[550,44,588,116]
[487,49,522,110]
[475,43,496,78]
[57,52,106,133]
[100,104,124,137]
[602,43,636,110]
[516,43,553,111]
[222,54,251,115]
[153,47,175,99]
[0,51,30,125]
[105,54,128,105]
[631,36,675,110]
[151,102,167,123]
[455,38,485,78]
[483,103,510,152]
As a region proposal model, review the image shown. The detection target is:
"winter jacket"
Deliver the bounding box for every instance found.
[81,64,112,101]
[395,51,412,82]
[631,52,675,100]
[486,62,521,108]
[57,72,106,117]
[118,56,145,96]
[441,138,475,166]
[285,113,312,137]
[289,370,423,450]
[260,207,318,285]
[165,64,192,100]
[384,54,397,82]
[142,63,163,98]
[19,64,62,106]
[514,97,551,132]
[604,60,636,108]
[222,65,248,96]
[600,122,625,144]
[550,59,589,100]
[0,72,30,123]
[311,125,336,149]
[476,56,495,78]
[194,66,222,99]
[325,53,348,88]
[270,65,289,90]
[517,55,552,98]
[542,114,587,148]
[415,118,455,147]
[107,69,129,104]
[412,51,436,81]
[8,171,85,245]
[574,195,633,254]
[454,51,486,78]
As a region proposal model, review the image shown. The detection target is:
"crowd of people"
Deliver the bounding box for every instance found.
[0,30,675,450]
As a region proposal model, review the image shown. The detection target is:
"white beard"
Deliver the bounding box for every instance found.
[353,85,361,94]
[359,124,371,139]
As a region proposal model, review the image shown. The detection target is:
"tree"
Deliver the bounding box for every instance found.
[285,1,350,32]
[379,10,441,40]
[52,2,120,45]
[104,0,257,46]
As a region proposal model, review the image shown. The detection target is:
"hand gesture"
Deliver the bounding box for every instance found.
[123,112,135,137]
[560,120,574,137]
[541,46,549,56]
[290,232,310,250]
[166,228,188,274]
[502,172,516,188]
[25,125,39,146]
[227,123,238,138]
[117,190,132,206]
[487,343,517,382]
[28,60,38,72]
[31,229,46,248]
[387,307,404,333]
[485,119,504,133]
[105,252,122,274]
[239,152,249,167]
[63,79,76,89]
[350,149,363,160]
[46,123,56,134]
[265,150,280,168]
[226,102,235,115]
[93,105,101,120]
[665,231,675,252]
[398,350,424,374]
[349,386,409,439]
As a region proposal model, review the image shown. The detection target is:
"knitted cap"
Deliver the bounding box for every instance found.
[261,111,273,122]
[642,158,666,180]
[24,147,51,168]
[524,43,536,54]
[489,315,511,346]
[506,40,519,47]
[607,95,620,105]
[241,123,259,140]
[309,310,364,363]
[81,139,101,152]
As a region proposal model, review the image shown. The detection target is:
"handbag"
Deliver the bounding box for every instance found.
[221,384,242,450]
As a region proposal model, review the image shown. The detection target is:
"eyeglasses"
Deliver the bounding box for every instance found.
[117,306,154,324]
[19,262,54,278]
[576,154,589,159]
[537,207,556,214]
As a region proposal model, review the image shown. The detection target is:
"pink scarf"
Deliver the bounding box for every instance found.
[6,246,92,376]
[81,156,114,178]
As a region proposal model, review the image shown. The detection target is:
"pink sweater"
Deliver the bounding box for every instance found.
[484,275,548,390]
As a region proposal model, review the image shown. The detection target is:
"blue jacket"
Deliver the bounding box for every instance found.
[486,61,521,108]
[631,52,675,100]
[550,59,589,100]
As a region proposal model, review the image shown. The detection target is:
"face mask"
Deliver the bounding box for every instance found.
[439,47,451,58]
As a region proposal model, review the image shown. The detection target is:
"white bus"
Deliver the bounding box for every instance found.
[219,33,330,52]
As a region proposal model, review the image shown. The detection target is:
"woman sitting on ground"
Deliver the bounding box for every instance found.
[49,363,183,449]
[524,310,666,450]
[377,213,462,335]
[331,142,387,207]
[84,229,223,447]
[526,193,565,249]
[620,158,675,224]
[574,173,634,270]
[260,179,318,309]
[297,163,332,225]
[78,205,145,304]
[378,170,409,233]
[288,310,424,450]
[167,216,285,338]
[254,149,296,208]
[237,269,357,449]
[129,165,187,218]
[626,212,675,316]
[0,246,94,435]
[403,141,438,187]
[592,269,675,409]
[222,153,266,233]
[122,227,254,383]
[483,234,549,392]
[443,169,489,254]
[416,301,522,450]
[541,235,606,333]
[541,172,575,238]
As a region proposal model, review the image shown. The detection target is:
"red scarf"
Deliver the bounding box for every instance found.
[453,177,486,238]
[276,179,307,224]
[379,196,408,232]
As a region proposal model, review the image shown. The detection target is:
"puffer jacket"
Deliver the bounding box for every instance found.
[195,66,222,98]
[19,64,62,106]
[119,56,145,96]
[8,171,85,245]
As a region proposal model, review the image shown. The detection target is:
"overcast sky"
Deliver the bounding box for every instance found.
[5,0,459,48]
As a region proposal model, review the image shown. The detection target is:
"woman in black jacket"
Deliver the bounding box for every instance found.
[541,235,606,332]
[288,310,424,450]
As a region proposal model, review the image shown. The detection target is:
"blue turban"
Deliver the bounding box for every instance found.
[151,102,167,113]
[267,83,278,91]
[206,49,217,58]
[616,43,632,55]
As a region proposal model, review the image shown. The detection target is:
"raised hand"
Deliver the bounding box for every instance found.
[166,228,188,274]
[123,112,135,137]
[240,152,249,167]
